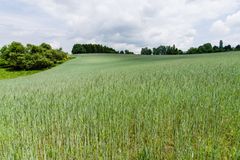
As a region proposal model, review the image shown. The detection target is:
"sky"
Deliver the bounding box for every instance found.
[1,0,240,53]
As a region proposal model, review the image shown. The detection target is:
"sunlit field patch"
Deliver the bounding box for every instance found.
[0,68,39,80]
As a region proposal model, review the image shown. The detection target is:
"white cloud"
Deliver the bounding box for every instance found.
[226,11,240,27]
[1,0,240,52]
[210,10,240,46]
[210,20,230,35]
[211,10,240,33]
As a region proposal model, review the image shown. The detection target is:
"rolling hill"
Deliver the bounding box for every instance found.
[0,53,239,159]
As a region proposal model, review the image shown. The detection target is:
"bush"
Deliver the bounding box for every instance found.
[0,42,68,70]
[45,50,68,63]
[28,54,54,70]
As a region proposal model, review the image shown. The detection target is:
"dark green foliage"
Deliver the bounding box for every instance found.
[186,47,199,54]
[120,50,124,54]
[153,46,167,55]
[235,45,240,51]
[124,50,134,54]
[118,50,135,54]
[142,40,240,56]
[187,44,214,54]
[71,43,135,54]
[72,44,87,54]
[152,48,158,55]
[166,45,183,55]
[204,43,213,53]
[0,42,68,70]
[219,40,223,49]
[72,43,118,54]
[224,45,233,51]
[144,45,182,55]
[186,41,238,54]
[198,43,213,53]
[141,47,152,55]
[213,46,220,52]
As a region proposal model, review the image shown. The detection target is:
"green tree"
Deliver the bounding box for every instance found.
[235,45,240,51]
[219,40,223,49]
[198,43,213,53]
[224,45,232,51]
[166,45,183,55]
[152,48,158,55]
[72,44,86,54]
[120,51,124,54]
[141,47,152,55]
[186,47,198,54]
[125,50,134,54]
[157,46,167,55]
[72,44,117,54]
[213,46,220,52]
[203,43,213,53]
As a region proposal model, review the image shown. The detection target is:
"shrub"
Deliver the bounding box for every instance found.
[28,54,54,70]
[0,42,68,70]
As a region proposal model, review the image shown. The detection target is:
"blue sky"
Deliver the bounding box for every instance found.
[1,0,240,53]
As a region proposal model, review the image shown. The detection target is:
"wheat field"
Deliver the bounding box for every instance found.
[0,53,239,159]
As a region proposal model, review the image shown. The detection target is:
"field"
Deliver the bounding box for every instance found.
[0,52,239,159]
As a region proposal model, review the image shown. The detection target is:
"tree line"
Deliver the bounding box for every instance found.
[186,40,240,54]
[72,44,117,54]
[141,45,183,55]
[72,43,134,55]
[141,40,240,55]
[0,42,69,70]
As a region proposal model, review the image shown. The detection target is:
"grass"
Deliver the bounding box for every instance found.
[0,68,40,80]
[0,52,239,159]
